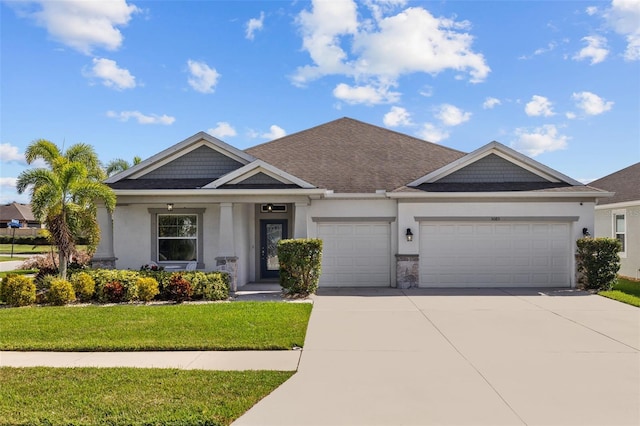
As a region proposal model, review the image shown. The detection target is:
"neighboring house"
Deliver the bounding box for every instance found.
[591,162,640,279]
[95,118,609,290]
[0,203,41,228]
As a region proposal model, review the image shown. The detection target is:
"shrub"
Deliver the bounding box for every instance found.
[278,239,323,297]
[88,269,140,302]
[103,281,125,303]
[166,273,192,302]
[576,237,621,291]
[136,277,159,302]
[185,271,229,301]
[0,274,36,307]
[48,279,76,305]
[21,253,58,270]
[70,272,96,302]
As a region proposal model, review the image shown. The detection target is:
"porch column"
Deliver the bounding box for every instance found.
[216,202,238,292]
[293,202,309,238]
[91,204,117,269]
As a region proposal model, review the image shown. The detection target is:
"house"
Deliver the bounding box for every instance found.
[591,162,640,279]
[0,203,41,229]
[94,117,610,290]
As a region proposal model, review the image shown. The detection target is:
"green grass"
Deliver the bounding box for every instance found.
[599,277,640,307]
[0,367,292,426]
[0,243,52,255]
[0,256,22,262]
[0,302,312,351]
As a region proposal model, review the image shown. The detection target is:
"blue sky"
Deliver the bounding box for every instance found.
[1,0,639,204]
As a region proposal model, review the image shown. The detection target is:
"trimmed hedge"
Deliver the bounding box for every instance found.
[0,235,90,246]
[576,237,621,291]
[278,239,323,297]
[0,274,36,306]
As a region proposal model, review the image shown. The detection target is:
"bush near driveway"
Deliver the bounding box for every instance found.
[278,238,323,297]
[576,237,621,291]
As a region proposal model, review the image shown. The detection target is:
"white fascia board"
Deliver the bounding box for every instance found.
[112,188,327,197]
[203,159,316,189]
[389,190,613,199]
[407,141,583,187]
[105,131,256,183]
[595,199,640,209]
[322,192,390,199]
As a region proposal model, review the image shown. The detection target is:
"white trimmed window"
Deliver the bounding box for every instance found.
[613,210,626,257]
[158,214,198,261]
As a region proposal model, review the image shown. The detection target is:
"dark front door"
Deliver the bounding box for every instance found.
[260,219,288,279]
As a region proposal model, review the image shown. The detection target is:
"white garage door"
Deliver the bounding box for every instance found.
[318,222,391,287]
[419,222,571,287]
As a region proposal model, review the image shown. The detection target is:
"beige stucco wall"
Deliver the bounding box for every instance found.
[595,203,640,279]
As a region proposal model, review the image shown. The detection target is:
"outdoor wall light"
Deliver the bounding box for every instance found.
[406,228,414,242]
[266,203,274,213]
[582,227,590,237]
[167,203,174,211]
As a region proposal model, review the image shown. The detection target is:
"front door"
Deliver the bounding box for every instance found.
[260,219,288,279]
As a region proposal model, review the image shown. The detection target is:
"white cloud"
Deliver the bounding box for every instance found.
[525,95,555,117]
[292,1,490,101]
[85,58,136,90]
[605,0,640,61]
[483,97,501,109]
[436,104,471,126]
[207,122,237,138]
[383,106,412,127]
[573,35,609,64]
[0,177,18,189]
[333,82,400,105]
[586,6,598,16]
[519,41,558,60]
[261,125,287,140]
[572,91,614,115]
[417,123,449,143]
[106,110,175,125]
[352,7,490,83]
[0,143,26,164]
[246,11,265,40]
[566,111,577,119]
[13,0,139,55]
[187,60,220,94]
[511,125,569,157]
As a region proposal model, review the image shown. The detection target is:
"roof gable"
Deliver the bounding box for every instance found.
[246,117,466,193]
[409,141,583,188]
[105,132,255,184]
[590,162,640,205]
[204,160,316,189]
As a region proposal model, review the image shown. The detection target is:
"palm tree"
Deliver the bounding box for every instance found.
[105,156,142,177]
[16,139,116,279]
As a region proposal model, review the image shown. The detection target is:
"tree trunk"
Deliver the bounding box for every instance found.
[59,251,68,280]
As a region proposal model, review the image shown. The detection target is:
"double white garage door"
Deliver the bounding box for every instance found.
[420,222,571,287]
[317,220,571,288]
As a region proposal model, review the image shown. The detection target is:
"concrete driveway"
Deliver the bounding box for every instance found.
[234,288,639,426]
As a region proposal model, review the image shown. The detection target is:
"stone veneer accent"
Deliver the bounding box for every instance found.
[90,256,117,269]
[216,256,238,292]
[396,254,419,289]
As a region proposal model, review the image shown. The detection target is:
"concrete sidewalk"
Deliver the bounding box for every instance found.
[233,287,640,426]
[0,350,301,371]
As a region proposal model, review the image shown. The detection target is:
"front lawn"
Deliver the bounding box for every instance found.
[0,302,312,351]
[599,277,640,307]
[0,367,292,426]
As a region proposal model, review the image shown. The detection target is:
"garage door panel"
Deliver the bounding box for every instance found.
[318,222,390,287]
[420,221,571,287]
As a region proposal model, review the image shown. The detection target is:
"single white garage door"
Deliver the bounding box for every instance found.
[419,221,571,287]
[318,222,391,287]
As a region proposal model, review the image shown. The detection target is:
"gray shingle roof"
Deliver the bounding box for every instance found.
[590,162,640,205]
[246,117,466,193]
[0,203,36,222]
